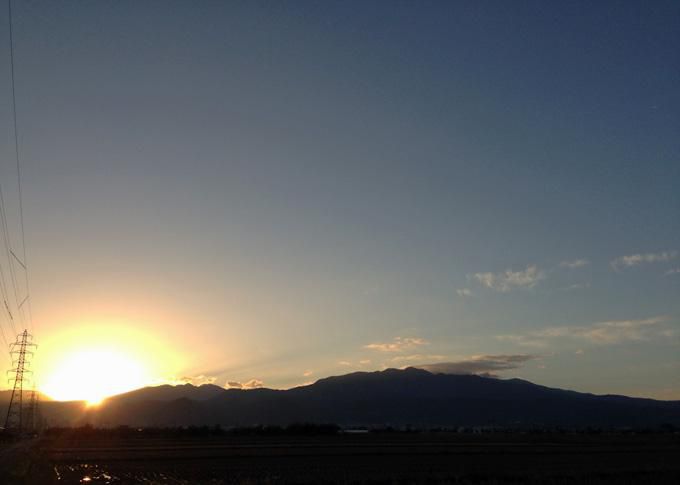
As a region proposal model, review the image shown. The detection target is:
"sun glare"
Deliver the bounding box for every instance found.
[37,322,184,405]
[41,348,151,405]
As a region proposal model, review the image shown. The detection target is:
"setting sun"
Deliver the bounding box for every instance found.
[41,348,151,405]
[35,322,186,405]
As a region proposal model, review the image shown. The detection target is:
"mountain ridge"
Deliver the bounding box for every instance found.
[5,368,678,428]
[77,367,680,428]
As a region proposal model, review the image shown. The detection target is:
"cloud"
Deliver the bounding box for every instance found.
[337,359,373,369]
[364,337,428,352]
[501,316,671,347]
[560,259,589,269]
[456,288,473,297]
[470,265,545,292]
[226,379,264,390]
[179,375,216,386]
[535,316,668,344]
[416,354,540,376]
[611,251,677,270]
[665,268,680,276]
[495,334,547,348]
[560,282,590,291]
[244,379,264,389]
[302,370,313,377]
[390,353,447,363]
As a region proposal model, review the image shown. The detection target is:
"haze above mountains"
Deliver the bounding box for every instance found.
[6,368,679,429]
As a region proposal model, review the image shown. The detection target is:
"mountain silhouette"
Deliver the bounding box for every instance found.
[108,383,226,403]
[78,368,680,429]
[0,389,52,403]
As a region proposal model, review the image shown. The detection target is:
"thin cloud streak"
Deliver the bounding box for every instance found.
[364,337,428,352]
[416,354,540,376]
[495,334,547,348]
[611,251,677,270]
[390,353,447,363]
[498,316,672,347]
[559,282,590,291]
[560,259,589,269]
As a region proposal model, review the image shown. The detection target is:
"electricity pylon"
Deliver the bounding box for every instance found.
[24,385,38,433]
[4,329,36,433]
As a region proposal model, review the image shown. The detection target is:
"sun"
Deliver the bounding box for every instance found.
[35,322,186,405]
[41,348,153,405]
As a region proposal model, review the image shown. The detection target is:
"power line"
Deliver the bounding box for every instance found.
[0,318,11,372]
[0,314,8,353]
[0,234,17,338]
[7,0,33,332]
[0,185,23,335]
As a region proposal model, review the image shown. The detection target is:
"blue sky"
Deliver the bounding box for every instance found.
[0,1,678,399]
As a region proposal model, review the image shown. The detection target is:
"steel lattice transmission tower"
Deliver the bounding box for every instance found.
[4,329,36,433]
[24,385,38,433]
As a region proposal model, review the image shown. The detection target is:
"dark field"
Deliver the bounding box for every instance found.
[2,432,679,484]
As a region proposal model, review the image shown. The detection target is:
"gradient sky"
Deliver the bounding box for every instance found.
[0,0,678,400]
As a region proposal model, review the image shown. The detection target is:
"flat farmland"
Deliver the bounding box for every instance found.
[4,433,680,484]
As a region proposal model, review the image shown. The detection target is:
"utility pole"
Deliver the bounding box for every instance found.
[4,329,36,434]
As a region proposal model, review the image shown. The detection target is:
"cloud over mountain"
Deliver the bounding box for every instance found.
[416,354,540,376]
[226,379,264,390]
[179,375,217,386]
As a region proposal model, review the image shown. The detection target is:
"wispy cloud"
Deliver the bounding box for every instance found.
[560,259,589,269]
[559,282,590,291]
[226,379,264,390]
[302,370,313,377]
[499,316,672,347]
[416,354,540,376]
[337,359,373,368]
[495,334,547,348]
[390,353,447,363]
[535,316,669,344]
[364,337,428,352]
[456,288,473,297]
[470,265,545,292]
[665,268,680,276]
[179,375,217,386]
[611,251,677,270]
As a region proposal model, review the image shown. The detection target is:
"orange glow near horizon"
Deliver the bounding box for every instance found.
[36,321,186,404]
[41,348,150,405]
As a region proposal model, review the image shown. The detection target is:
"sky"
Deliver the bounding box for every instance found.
[0,0,678,402]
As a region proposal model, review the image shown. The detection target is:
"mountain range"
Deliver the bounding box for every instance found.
[72,368,680,429]
[3,368,679,429]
